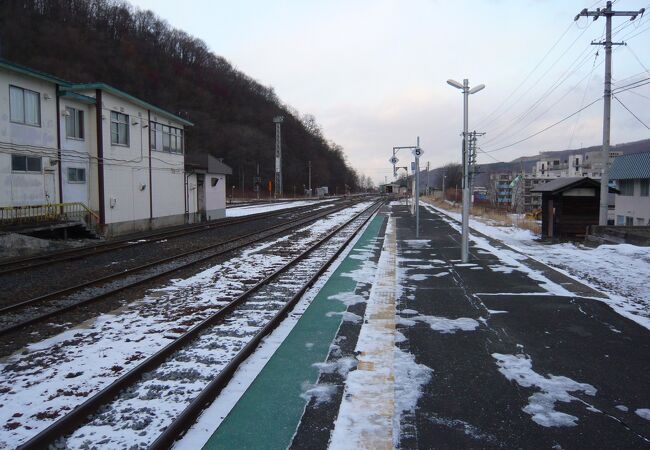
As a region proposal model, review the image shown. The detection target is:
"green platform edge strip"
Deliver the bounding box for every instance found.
[203,213,386,450]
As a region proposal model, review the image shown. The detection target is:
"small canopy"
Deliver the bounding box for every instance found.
[185,153,232,175]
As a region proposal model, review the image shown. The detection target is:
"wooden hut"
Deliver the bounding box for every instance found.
[531,177,618,239]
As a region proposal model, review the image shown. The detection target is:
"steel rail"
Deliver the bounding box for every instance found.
[17,200,383,450]
[0,199,367,336]
[150,200,383,450]
[0,200,343,276]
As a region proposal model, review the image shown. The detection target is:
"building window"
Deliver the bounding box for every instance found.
[637,218,645,226]
[67,167,86,183]
[65,107,84,139]
[9,85,41,126]
[616,215,625,225]
[11,154,42,172]
[619,179,634,196]
[626,216,634,226]
[162,125,183,153]
[110,111,129,145]
[640,179,649,197]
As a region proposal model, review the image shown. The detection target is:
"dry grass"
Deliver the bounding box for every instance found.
[423,196,541,235]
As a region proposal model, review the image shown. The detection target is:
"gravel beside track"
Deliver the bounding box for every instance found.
[0,201,345,305]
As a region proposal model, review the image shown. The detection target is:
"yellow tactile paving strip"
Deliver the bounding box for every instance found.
[329,217,397,450]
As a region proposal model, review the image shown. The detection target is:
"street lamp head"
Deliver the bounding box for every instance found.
[469,84,485,95]
[273,116,284,123]
[446,79,464,90]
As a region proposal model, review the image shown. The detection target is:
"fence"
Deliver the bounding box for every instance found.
[0,202,100,230]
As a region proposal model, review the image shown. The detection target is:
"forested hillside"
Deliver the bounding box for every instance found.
[0,0,359,193]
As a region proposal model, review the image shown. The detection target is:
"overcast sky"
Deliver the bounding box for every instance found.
[129,0,650,184]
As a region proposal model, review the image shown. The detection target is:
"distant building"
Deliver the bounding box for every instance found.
[490,172,514,207]
[0,59,228,237]
[610,152,650,226]
[532,150,622,179]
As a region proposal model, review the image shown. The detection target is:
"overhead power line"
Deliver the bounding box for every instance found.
[614,95,650,129]
[482,98,602,153]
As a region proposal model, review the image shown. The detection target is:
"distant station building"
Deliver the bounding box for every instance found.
[0,59,228,237]
[532,177,618,239]
[379,183,400,194]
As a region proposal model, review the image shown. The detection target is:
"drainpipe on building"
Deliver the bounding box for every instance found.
[96,89,105,226]
[148,111,153,221]
[55,85,63,205]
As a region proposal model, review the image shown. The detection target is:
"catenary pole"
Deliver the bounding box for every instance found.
[575,2,645,225]
[273,116,284,198]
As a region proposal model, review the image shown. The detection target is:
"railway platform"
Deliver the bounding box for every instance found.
[182,202,650,449]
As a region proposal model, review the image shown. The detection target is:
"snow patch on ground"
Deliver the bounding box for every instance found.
[328,291,367,307]
[300,382,338,405]
[326,311,362,323]
[636,408,650,421]
[226,199,335,217]
[392,346,433,447]
[399,314,480,333]
[312,357,357,377]
[423,201,650,330]
[492,353,597,427]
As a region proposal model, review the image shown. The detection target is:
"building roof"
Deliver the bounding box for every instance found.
[61,83,193,126]
[609,151,650,180]
[59,90,96,104]
[0,59,192,127]
[185,153,232,175]
[531,177,619,194]
[0,59,71,86]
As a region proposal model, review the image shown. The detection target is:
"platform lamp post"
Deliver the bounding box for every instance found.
[447,78,485,263]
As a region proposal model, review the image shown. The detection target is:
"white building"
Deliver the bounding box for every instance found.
[0,59,228,237]
[532,150,622,179]
[0,61,61,207]
[185,154,232,221]
[610,152,650,226]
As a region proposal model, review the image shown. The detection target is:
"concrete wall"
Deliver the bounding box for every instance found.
[615,179,650,225]
[0,69,59,206]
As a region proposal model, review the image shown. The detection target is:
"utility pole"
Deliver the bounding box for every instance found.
[426,161,430,195]
[255,163,260,200]
[575,2,645,225]
[308,160,312,196]
[273,116,284,198]
[467,131,485,191]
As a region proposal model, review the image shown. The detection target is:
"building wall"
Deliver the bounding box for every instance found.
[205,173,226,219]
[150,114,187,220]
[0,69,59,206]
[615,179,650,225]
[59,97,93,205]
[94,90,151,225]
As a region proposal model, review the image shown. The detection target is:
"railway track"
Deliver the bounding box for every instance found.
[16,200,383,449]
[0,199,368,336]
[0,199,341,276]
